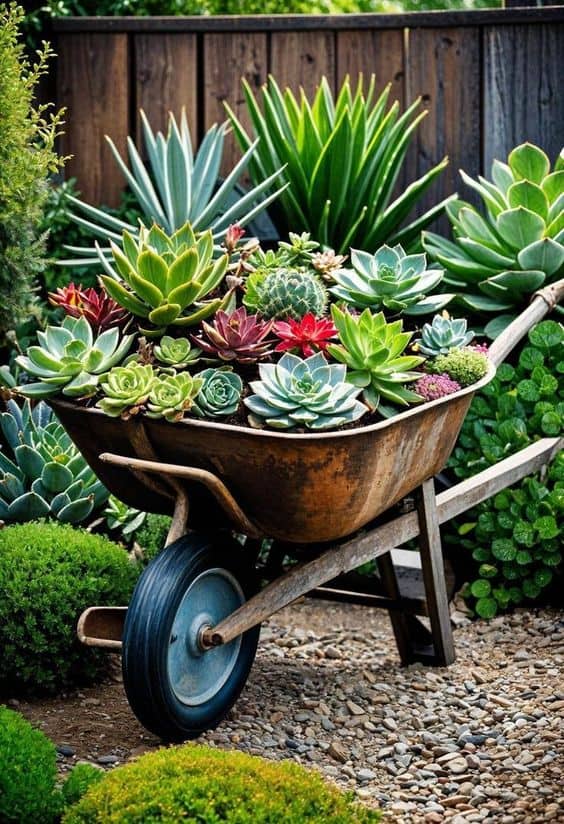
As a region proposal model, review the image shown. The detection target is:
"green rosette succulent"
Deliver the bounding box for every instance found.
[15,316,134,399]
[328,306,425,413]
[0,399,108,523]
[330,245,450,316]
[153,336,201,369]
[101,222,230,337]
[423,142,564,336]
[97,363,156,419]
[414,313,475,356]
[147,372,203,422]
[245,352,368,431]
[244,268,328,321]
[193,368,243,419]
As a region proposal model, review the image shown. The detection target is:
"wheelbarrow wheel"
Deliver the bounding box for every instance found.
[122,532,260,742]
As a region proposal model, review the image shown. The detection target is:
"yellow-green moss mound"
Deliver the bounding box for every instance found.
[64,744,381,824]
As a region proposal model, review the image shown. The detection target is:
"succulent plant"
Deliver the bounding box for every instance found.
[97,363,156,419]
[273,314,338,357]
[247,233,320,273]
[414,313,475,356]
[48,283,130,332]
[330,245,450,316]
[244,268,328,321]
[15,316,134,399]
[153,336,201,369]
[311,249,348,280]
[429,348,489,388]
[0,399,108,523]
[327,306,425,412]
[423,142,564,335]
[414,373,461,402]
[193,368,243,419]
[101,222,230,337]
[192,307,275,364]
[147,372,203,422]
[104,495,147,538]
[61,108,287,268]
[245,352,367,431]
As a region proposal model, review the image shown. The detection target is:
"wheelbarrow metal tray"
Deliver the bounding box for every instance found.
[51,364,494,544]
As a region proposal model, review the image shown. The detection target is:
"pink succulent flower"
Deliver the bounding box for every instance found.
[415,372,461,402]
[48,283,129,331]
[223,223,246,253]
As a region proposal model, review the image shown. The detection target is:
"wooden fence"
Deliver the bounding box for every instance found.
[52,6,564,227]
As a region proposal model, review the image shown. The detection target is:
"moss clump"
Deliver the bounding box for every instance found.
[431,347,489,387]
[63,744,380,823]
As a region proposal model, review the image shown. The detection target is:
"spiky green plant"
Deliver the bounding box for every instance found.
[153,336,201,369]
[330,245,450,315]
[97,363,156,419]
[61,108,287,268]
[415,313,475,356]
[104,495,146,539]
[328,306,424,412]
[193,368,243,418]
[15,316,134,399]
[147,372,203,422]
[227,74,452,254]
[101,222,230,337]
[0,399,107,523]
[423,142,564,336]
[245,352,367,430]
[244,269,327,320]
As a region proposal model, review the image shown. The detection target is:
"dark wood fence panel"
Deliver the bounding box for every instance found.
[335,28,405,107]
[269,30,337,97]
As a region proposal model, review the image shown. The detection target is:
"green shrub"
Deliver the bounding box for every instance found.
[62,764,105,809]
[446,320,563,618]
[0,706,62,823]
[64,744,380,823]
[0,521,140,695]
[0,3,64,342]
[134,512,171,563]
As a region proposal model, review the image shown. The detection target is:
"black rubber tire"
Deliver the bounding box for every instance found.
[122,532,260,742]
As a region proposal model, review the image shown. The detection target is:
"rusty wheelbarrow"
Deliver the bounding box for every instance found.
[51,281,563,741]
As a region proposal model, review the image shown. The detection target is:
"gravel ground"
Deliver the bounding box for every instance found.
[18,599,563,823]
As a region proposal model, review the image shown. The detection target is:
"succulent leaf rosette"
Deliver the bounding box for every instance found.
[192,307,275,363]
[15,316,135,399]
[244,352,368,431]
[330,245,450,316]
[147,372,203,422]
[153,336,201,369]
[414,313,475,356]
[328,306,425,412]
[97,363,157,419]
[48,283,130,332]
[193,368,243,418]
[273,314,338,357]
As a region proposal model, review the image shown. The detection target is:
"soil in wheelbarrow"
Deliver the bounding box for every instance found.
[15,599,564,824]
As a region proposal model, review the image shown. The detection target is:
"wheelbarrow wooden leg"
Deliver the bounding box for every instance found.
[376,552,414,666]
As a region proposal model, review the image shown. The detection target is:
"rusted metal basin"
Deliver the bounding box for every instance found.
[51,363,495,544]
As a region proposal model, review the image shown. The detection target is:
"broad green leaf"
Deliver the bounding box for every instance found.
[517,238,564,276]
[470,579,491,598]
[496,208,545,251]
[508,142,550,184]
[475,597,497,619]
[508,180,549,219]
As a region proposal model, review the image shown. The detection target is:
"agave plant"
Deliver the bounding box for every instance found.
[15,316,134,399]
[330,245,450,316]
[414,313,475,356]
[192,307,274,363]
[193,368,243,418]
[227,75,452,253]
[48,283,130,331]
[104,495,147,538]
[153,336,201,369]
[97,363,156,419]
[244,268,328,321]
[101,222,230,337]
[61,109,287,268]
[327,306,424,412]
[273,314,338,357]
[423,142,564,335]
[147,372,203,422]
[0,399,108,523]
[245,352,367,431]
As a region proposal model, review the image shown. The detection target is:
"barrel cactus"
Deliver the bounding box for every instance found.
[423,142,564,334]
[0,399,108,523]
[244,268,328,321]
[414,313,475,356]
[193,368,243,418]
[244,352,367,431]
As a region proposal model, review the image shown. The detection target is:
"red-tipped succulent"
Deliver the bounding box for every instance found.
[222,223,246,253]
[273,313,338,358]
[49,283,129,332]
[192,306,275,364]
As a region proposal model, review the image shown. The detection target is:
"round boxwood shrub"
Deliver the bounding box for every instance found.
[64,745,380,823]
[61,763,105,808]
[0,521,140,695]
[0,705,62,823]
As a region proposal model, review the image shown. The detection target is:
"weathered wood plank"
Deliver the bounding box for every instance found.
[203,32,267,176]
[134,33,198,146]
[405,26,481,229]
[336,28,405,108]
[269,30,336,97]
[483,23,564,173]
[57,33,129,207]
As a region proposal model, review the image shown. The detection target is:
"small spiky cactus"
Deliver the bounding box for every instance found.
[244,268,327,321]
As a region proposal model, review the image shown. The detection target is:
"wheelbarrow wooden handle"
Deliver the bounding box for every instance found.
[488,277,564,367]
